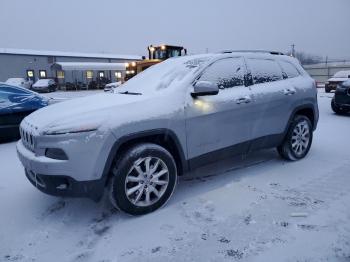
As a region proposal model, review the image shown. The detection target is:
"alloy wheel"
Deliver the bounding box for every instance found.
[125,156,169,207]
[291,120,310,156]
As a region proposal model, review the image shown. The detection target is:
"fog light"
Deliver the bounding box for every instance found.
[45,148,68,160]
[56,183,68,190]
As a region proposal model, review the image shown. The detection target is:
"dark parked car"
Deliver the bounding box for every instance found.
[331,80,350,114]
[325,70,350,93]
[0,83,48,141]
[32,79,57,93]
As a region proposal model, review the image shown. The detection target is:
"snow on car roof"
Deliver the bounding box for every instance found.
[0,48,141,60]
[6,78,26,81]
[333,70,350,78]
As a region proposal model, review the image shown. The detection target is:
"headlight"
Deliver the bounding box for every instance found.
[43,123,100,135]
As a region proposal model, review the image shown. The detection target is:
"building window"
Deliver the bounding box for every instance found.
[39,70,47,79]
[27,70,34,78]
[99,71,105,78]
[57,71,65,79]
[86,71,93,79]
[115,71,122,79]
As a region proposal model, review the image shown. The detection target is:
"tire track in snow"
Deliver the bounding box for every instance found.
[134,161,350,262]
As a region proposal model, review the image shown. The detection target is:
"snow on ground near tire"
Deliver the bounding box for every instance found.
[1,90,349,262]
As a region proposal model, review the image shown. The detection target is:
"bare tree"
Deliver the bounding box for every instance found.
[292,51,323,65]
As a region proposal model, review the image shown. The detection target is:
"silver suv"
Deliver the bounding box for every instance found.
[17,51,319,215]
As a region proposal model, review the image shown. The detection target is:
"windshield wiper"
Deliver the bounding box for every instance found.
[118,91,142,95]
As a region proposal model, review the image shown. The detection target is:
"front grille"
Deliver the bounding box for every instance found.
[20,126,35,152]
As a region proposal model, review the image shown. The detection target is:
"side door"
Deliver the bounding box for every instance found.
[245,58,295,146]
[1,86,36,126]
[185,57,255,166]
[278,59,306,107]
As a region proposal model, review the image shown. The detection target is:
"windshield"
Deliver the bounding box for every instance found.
[118,55,211,95]
[36,79,50,84]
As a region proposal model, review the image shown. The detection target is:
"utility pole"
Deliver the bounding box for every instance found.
[291,44,296,57]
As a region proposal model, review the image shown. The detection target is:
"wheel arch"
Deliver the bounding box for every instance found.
[101,129,188,187]
[287,104,317,131]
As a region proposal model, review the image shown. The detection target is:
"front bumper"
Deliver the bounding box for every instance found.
[32,87,49,93]
[24,169,104,201]
[16,129,116,200]
[325,84,337,92]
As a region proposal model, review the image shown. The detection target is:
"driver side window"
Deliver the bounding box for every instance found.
[198,57,246,89]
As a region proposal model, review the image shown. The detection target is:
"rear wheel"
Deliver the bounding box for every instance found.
[109,143,177,215]
[277,115,313,161]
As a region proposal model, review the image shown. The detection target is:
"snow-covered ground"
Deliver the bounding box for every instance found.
[1,90,349,262]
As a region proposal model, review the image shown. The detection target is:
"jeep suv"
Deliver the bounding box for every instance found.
[17,51,319,215]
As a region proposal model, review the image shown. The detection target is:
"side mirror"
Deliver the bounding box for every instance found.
[191,81,219,97]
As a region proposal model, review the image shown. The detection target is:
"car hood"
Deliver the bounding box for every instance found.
[24,93,148,133]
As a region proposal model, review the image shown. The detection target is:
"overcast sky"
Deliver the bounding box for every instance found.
[0,0,349,59]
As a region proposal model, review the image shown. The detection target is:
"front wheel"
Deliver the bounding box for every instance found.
[331,98,347,115]
[109,143,177,215]
[277,115,313,161]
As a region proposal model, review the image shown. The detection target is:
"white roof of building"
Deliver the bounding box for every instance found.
[52,62,126,71]
[0,48,141,60]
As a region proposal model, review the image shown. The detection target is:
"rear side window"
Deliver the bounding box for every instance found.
[247,59,283,84]
[279,60,300,78]
[198,57,246,89]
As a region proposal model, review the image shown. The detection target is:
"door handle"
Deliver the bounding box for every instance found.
[283,88,296,95]
[236,96,252,104]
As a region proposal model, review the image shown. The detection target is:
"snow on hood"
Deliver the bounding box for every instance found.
[24,92,147,133]
[33,79,52,87]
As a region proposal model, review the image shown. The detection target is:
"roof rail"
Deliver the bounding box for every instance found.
[221,50,285,55]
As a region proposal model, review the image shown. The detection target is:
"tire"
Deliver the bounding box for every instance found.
[331,98,346,115]
[109,143,177,215]
[277,115,313,161]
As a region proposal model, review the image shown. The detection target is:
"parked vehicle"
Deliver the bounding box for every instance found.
[65,81,87,91]
[0,83,48,141]
[331,79,350,114]
[325,70,350,93]
[104,82,122,92]
[17,51,319,215]
[5,78,33,89]
[32,79,57,93]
